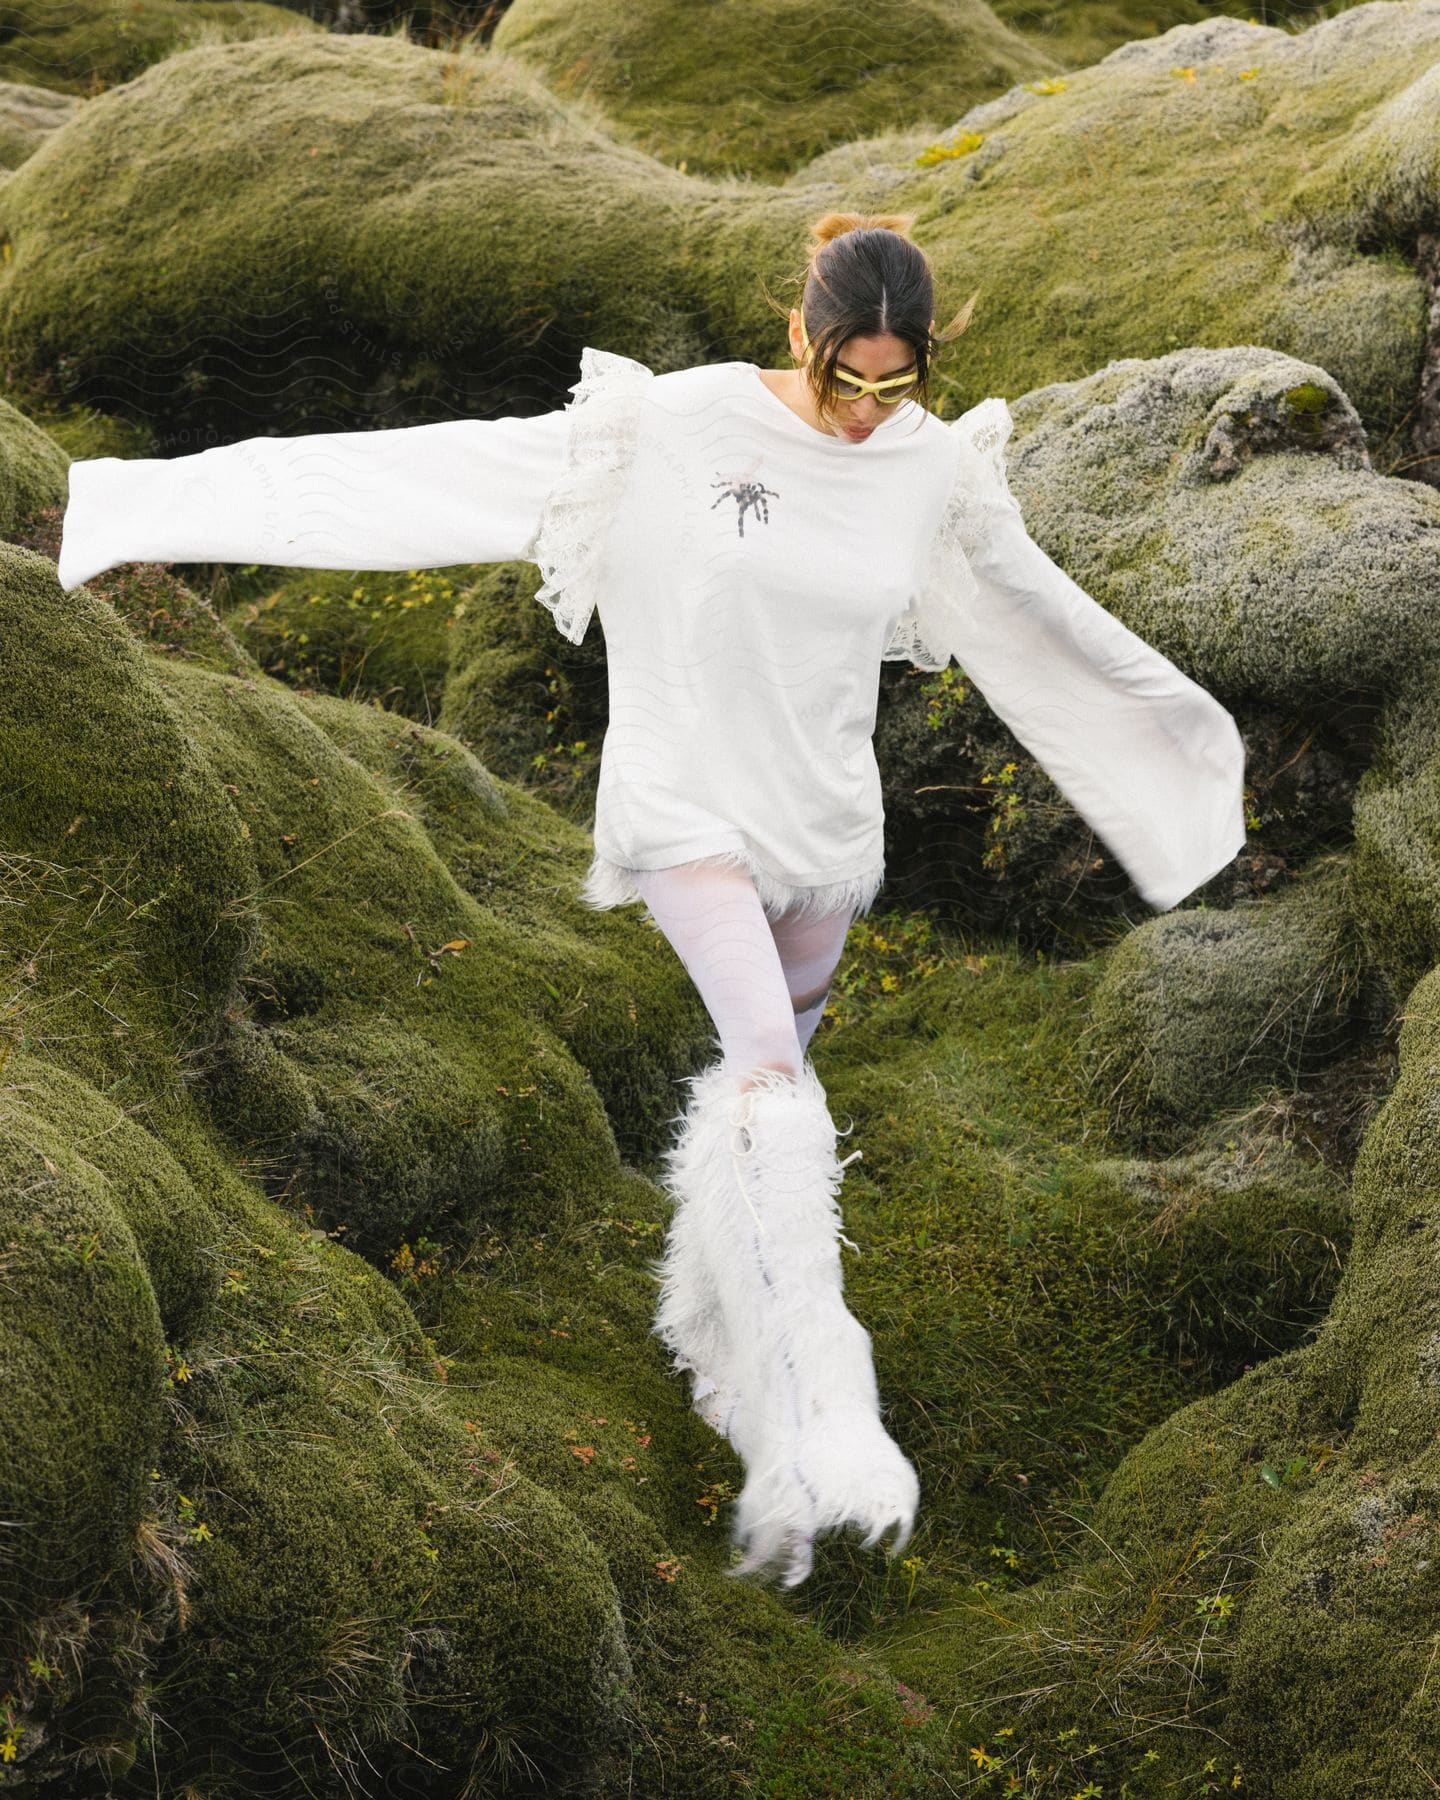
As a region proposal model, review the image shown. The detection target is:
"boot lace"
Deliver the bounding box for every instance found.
[725,1088,764,1232]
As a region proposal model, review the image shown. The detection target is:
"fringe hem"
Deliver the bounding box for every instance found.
[579,848,886,922]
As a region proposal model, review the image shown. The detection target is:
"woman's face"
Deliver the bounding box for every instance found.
[786,311,919,443]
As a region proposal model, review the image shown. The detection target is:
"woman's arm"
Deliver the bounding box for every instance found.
[953,484,1248,914]
[56,408,573,593]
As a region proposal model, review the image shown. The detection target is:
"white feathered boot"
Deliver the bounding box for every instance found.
[651,1059,749,1446]
[651,1055,920,1587]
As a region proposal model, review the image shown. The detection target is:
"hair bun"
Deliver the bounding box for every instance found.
[808,209,917,246]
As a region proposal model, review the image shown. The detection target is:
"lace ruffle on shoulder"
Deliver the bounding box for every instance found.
[526,345,656,645]
[881,396,1015,670]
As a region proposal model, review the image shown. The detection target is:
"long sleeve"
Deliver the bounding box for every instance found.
[918,397,1247,913]
[57,409,572,594]
[56,344,660,646]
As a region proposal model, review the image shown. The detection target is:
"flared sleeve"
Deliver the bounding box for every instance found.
[523,344,656,645]
[910,396,1247,913]
[57,406,572,595]
[56,344,658,646]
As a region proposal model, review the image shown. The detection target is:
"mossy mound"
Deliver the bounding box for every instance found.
[990,350,1413,707]
[874,959,1440,1795]
[0,523,1414,1790]
[1349,668,1440,1010]
[800,3,1440,445]
[0,550,971,1793]
[219,551,611,831]
[7,5,1440,1781]
[1081,854,1377,1143]
[0,0,321,98]
[803,921,1355,1600]
[3,8,1439,451]
[0,79,78,168]
[490,0,1057,181]
[146,644,660,1252]
[0,33,710,445]
[19,399,156,463]
[876,343,1432,938]
[0,548,257,1097]
[0,1049,205,1632]
[2,1075,959,1797]
[987,0,1342,82]
[0,388,70,529]
[223,563,473,721]
[488,0,1385,182]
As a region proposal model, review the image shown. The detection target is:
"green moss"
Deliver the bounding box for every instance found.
[491,0,1057,181]
[7,5,1440,1780]
[0,7,1432,446]
[1285,380,1334,423]
[1349,680,1440,1004]
[0,390,69,530]
[0,546,257,1106]
[0,552,963,1794]
[0,34,711,442]
[1083,856,1371,1143]
[491,0,1376,183]
[0,0,322,98]
[0,1056,174,1627]
[805,921,1354,1608]
[225,564,471,717]
[872,962,1440,1795]
[0,79,80,170]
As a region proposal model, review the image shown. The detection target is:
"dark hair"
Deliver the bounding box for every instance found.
[763,210,978,432]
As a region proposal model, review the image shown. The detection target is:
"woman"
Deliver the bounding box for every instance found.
[57,212,1248,1590]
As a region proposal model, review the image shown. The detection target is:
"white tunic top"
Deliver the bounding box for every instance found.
[57,346,1247,918]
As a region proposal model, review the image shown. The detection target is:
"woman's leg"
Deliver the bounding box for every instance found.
[639,862,915,1583]
[633,861,856,1082]
[633,859,807,1088]
[767,898,856,1055]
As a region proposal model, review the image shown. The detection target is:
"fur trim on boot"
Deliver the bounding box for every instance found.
[652,1055,920,1588]
[651,1060,749,1446]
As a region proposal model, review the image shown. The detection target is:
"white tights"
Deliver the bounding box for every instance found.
[632,858,857,1090]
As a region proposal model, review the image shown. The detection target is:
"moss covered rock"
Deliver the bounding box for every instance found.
[0,389,70,530]
[0,0,321,98]
[876,342,1437,937]
[880,958,1440,1794]
[490,0,1385,182]
[3,7,1439,451]
[0,550,969,1794]
[8,6,1440,1785]
[490,0,1057,180]
[1081,854,1376,1142]
[0,33,711,444]
[803,4,1440,444]
[0,79,79,168]
[1349,671,1440,1011]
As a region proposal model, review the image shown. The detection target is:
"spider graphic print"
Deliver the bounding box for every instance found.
[711,471,779,539]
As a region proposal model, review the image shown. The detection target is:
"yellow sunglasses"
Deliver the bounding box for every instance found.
[797,304,922,404]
